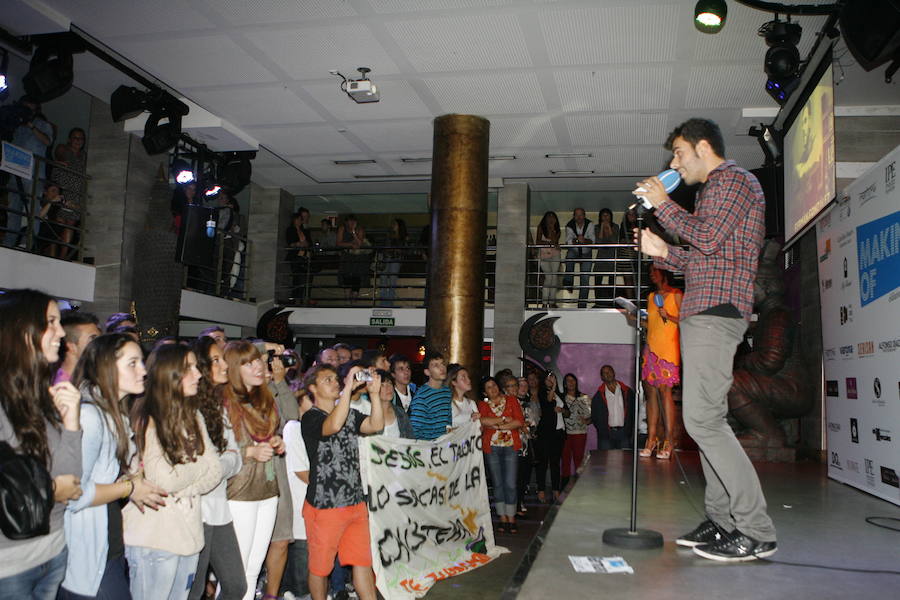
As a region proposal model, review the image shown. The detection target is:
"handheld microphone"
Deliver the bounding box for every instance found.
[206,219,216,238]
[631,169,682,210]
[654,293,667,323]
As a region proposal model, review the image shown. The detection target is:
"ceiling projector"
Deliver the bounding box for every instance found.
[332,67,381,104]
[346,78,380,103]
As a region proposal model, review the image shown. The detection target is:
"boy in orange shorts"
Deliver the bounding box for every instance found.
[301,364,384,600]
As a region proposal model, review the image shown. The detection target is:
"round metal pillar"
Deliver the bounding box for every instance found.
[426,114,490,381]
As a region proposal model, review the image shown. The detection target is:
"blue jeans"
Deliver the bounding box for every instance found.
[280,540,309,597]
[58,556,131,600]
[378,260,401,305]
[485,446,518,517]
[563,255,593,303]
[125,546,199,600]
[0,546,67,600]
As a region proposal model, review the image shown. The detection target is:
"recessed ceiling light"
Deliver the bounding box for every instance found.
[545,153,592,159]
[550,170,595,175]
[333,159,376,165]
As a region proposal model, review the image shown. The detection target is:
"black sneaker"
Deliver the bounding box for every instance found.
[692,531,777,562]
[676,519,726,547]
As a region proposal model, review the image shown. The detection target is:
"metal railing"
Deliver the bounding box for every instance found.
[276,244,497,308]
[1,155,89,261]
[182,230,252,301]
[526,242,653,309]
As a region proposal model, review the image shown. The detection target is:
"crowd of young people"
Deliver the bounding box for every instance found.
[0,291,635,600]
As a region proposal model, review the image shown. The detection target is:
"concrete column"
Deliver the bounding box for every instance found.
[426,114,489,380]
[247,184,293,315]
[491,183,529,377]
[82,97,163,320]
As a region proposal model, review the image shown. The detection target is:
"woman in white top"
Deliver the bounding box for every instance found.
[375,369,413,439]
[448,364,479,430]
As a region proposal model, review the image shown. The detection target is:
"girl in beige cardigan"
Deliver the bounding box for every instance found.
[124,345,222,600]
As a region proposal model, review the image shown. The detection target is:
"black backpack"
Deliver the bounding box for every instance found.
[0,441,54,540]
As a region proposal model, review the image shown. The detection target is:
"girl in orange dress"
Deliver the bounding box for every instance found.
[640,266,682,460]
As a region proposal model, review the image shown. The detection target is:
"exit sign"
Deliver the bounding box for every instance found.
[370,317,395,327]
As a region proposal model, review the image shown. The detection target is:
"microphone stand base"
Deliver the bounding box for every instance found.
[602,527,664,549]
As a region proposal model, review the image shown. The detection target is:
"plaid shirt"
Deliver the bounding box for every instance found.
[653,160,765,321]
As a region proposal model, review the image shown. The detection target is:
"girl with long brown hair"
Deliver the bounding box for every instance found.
[187,336,247,600]
[0,289,82,598]
[59,333,165,599]
[123,345,222,600]
[220,341,285,600]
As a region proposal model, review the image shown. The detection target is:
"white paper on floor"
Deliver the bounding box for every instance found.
[568,555,634,574]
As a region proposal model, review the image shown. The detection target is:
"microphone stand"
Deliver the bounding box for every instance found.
[602,207,664,549]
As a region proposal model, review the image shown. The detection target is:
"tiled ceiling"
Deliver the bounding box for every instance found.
[5,0,898,212]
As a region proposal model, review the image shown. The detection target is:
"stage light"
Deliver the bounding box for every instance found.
[760,19,802,105]
[204,185,221,197]
[694,0,728,34]
[110,85,151,122]
[141,95,189,155]
[171,158,195,184]
[219,151,254,195]
[0,48,9,102]
[22,41,74,103]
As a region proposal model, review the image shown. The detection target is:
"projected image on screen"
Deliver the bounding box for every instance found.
[785,64,835,242]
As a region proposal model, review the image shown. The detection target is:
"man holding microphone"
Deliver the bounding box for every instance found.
[633,118,777,562]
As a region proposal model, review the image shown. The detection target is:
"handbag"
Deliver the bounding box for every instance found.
[0,441,54,540]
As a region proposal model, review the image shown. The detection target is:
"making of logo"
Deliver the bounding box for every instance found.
[846,377,858,399]
[886,160,896,194]
[825,380,839,397]
[881,467,899,488]
[830,451,842,469]
[858,341,874,357]
[874,377,881,399]
[850,418,859,443]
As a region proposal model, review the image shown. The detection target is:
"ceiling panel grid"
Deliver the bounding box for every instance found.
[539,4,681,66]
[384,14,533,72]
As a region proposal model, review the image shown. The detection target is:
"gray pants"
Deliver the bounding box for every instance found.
[188,522,248,600]
[680,315,777,542]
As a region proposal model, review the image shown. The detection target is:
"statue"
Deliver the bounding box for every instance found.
[727,239,813,448]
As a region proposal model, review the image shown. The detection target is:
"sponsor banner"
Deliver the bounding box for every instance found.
[0,141,34,179]
[359,422,507,599]
[819,143,900,506]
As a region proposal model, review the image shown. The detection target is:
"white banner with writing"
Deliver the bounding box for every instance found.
[818,143,900,505]
[359,422,507,599]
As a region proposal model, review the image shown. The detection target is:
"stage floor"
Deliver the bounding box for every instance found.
[506,450,900,600]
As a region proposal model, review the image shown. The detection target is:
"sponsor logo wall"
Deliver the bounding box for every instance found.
[817,144,900,505]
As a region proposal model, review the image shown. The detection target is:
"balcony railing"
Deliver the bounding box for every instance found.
[276,244,497,308]
[1,155,89,262]
[182,230,252,301]
[526,242,654,309]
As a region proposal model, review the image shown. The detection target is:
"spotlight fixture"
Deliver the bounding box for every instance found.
[694,0,728,34]
[170,158,195,184]
[330,67,381,103]
[218,151,255,195]
[23,41,74,103]
[142,95,189,155]
[760,19,802,105]
[0,48,9,101]
[110,85,152,122]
